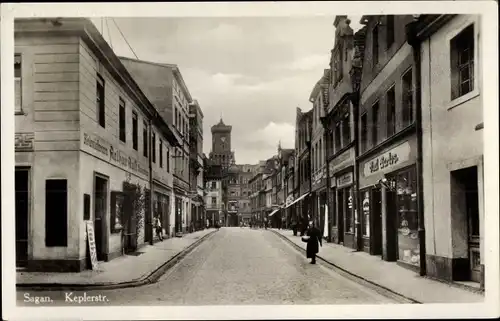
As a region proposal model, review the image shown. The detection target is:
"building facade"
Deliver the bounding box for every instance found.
[204,162,223,227]
[209,118,234,170]
[410,14,484,287]
[14,18,179,271]
[189,100,205,231]
[119,57,193,235]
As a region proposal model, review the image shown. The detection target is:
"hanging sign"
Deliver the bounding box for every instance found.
[86,221,99,270]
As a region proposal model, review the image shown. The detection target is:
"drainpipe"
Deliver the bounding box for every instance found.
[406,19,426,276]
[148,118,154,246]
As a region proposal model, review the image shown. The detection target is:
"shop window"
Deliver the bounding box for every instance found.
[143,121,148,158]
[395,167,419,266]
[96,74,105,128]
[361,190,370,236]
[159,140,163,168]
[372,24,379,67]
[344,188,354,233]
[45,179,68,247]
[342,112,350,147]
[386,15,395,49]
[371,102,379,146]
[360,113,368,152]
[386,86,396,137]
[152,132,156,163]
[450,24,475,100]
[110,191,123,233]
[15,55,22,113]
[119,98,126,142]
[132,111,138,151]
[402,68,414,127]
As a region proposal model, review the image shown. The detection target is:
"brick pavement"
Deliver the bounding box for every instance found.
[17,229,217,288]
[271,228,484,304]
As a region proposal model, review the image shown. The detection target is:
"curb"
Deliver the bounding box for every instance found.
[17,230,218,291]
[269,229,421,304]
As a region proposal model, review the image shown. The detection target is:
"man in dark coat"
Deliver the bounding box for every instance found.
[305,220,322,264]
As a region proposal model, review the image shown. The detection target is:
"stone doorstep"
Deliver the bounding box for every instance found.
[17,230,216,287]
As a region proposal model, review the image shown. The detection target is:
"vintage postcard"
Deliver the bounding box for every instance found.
[1,1,498,320]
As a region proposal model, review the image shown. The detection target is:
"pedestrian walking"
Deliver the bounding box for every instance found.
[155,216,163,241]
[302,220,322,264]
[292,220,298,236]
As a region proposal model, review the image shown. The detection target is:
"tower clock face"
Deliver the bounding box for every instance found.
[221,137,226,143]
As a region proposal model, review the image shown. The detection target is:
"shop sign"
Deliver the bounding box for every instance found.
[329,148,354,176]
[86,221,99,270]
[363,141,411,178]
[336,172,353,188]
[83,132,149,177]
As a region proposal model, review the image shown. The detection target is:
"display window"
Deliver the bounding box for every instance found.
[394,167,419,266]
[361,190,370,237]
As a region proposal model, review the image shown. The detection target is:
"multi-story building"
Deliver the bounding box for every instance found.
[209,118,234,170]
[310,70,330,233]
[189,100,205,231]
[325,16,365,247]
[249,161,268,226]
[119,57,193,236]
[271,146,294,229]
[14,18,180,271]
[283,150,296,228]
[293,107,313,233]
[204,162,223,227]
[356,14,422,272]
[408,14,484,288]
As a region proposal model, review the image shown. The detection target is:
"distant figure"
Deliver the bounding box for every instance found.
[292,220,298,236]
[155,217,163,241]
[303,220,322,264]
[206,219,210,229]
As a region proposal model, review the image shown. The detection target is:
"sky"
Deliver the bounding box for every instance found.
[91,17,362,164]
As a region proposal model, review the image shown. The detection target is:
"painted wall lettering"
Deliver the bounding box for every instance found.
[363,141,411,178]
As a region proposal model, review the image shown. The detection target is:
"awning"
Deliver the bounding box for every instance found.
[285,193,309,209]
[269,208,281,217]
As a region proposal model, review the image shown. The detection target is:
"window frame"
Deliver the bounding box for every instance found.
[341,111,351,148]
[372,24,379,68]
[96,74,106,128]
[159,139,163,168]
[360,112,368,153]
[401,67,414,128]
[386,15,395,49]
[371,101,380,147]
[14,54,23,114]
[386,85,396,138]
[143,120,149,158]
[119,97,126,143]
[132,111,138,151]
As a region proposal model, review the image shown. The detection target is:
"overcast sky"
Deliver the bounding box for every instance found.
[92,17,362,164]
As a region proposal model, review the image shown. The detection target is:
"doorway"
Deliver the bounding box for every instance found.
[94,175,108,261]
[15,168,30,267]
[385,188,398,261]
[371,187,383,256]
[337,189,344,244]
[451,166,480,282]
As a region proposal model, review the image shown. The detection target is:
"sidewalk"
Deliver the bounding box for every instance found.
[270,229,484,304]
[17,229,217,290]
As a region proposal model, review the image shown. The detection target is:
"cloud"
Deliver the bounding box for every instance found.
[286,53,331,72]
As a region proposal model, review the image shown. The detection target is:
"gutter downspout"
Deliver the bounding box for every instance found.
[407,19,427,276]
[148,118,154,246]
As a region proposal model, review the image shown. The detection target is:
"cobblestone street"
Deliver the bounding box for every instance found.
[18,228,403,305]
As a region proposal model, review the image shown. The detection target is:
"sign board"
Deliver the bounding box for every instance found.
[86,221,99,270]
[363,141,411,178]
[336,172,353,188]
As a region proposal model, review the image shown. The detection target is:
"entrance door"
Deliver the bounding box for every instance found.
[15,168,29,267]
[337,189,344,244]
[385,188,398,261]
[94,176,108,261]
[371,188,383,255]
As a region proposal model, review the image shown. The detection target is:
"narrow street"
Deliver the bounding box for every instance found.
[18,228,401,305]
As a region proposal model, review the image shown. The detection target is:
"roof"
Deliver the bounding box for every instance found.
[309,69,330,102]
[118,56,193,103]
[211,118,232,132]
[14,18,181,147]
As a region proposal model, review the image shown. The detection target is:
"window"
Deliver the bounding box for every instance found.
[119,98,126,142]
[361,190,370,236]
[15,55,22,113]
[166,149,170,172]
[211,181,217,189]
[335,122,341,152]
[402,68,414,127]
[372,25,379,67]
[159,140,163,168]
[211,197,217,205]
[361,113,368,152]
[372,102,379,146]
[451,24,475,100]
[386,86,396,137]
[45,179,68,247]
[132,112,138,150]
[143,121,148,158]
[97,74,105,128]
[174,109,177,127]
[152,132,156,163]
[342,112,350,147]
[386,15,395,49]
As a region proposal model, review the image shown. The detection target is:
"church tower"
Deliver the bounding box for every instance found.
[209,118,234,169]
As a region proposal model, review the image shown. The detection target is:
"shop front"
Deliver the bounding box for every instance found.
[311,166,327,236]
[153,185,171,240]
[328,148,355,246]
[358,136,421,271]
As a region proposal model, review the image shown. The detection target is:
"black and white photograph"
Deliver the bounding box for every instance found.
[1,1,499,320]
